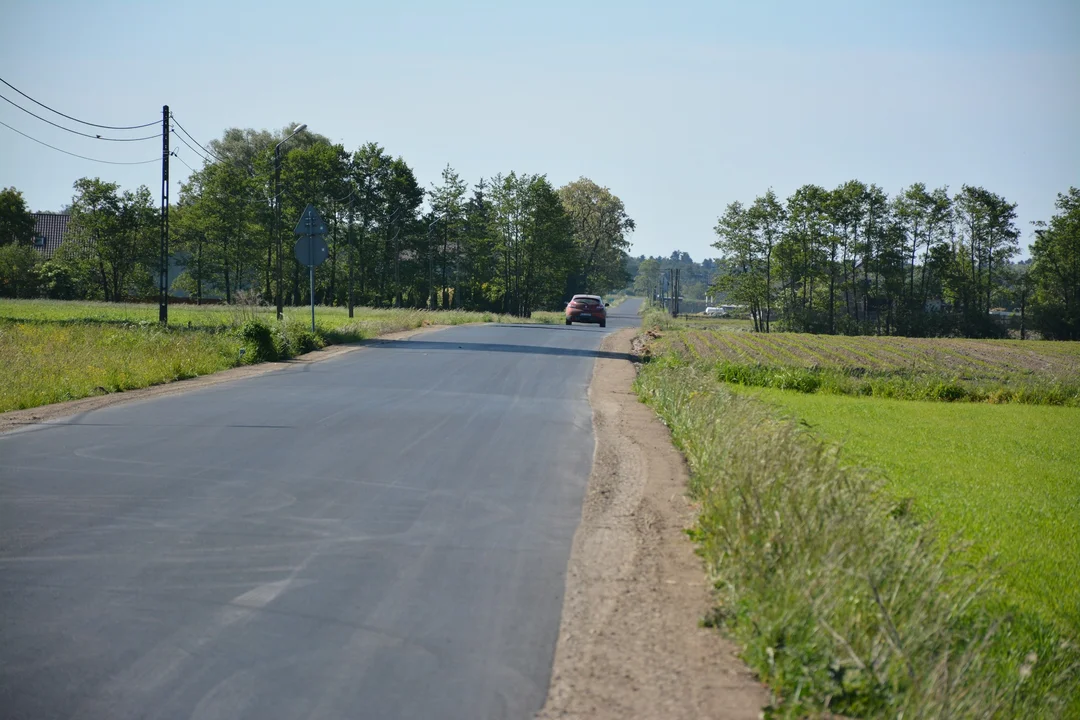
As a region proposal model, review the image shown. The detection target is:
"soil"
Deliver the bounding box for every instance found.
[0,325,444,435]
[538,328,767,719]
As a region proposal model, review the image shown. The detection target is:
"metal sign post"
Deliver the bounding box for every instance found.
[294,204,329,333]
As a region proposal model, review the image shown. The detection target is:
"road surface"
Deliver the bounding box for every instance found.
[0,299,642,720]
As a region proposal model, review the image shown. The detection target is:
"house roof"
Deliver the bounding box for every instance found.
[31,213,70,257]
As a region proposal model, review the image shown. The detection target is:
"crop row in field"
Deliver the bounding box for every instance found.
[648,324,1080,405]
[679,329,1080,379]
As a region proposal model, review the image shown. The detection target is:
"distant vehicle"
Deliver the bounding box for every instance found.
[705,304,742,316]
[565,294,606,327]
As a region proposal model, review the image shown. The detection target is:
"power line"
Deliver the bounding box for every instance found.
[0,76,159,130]
[170,127,214,165]
[170,113,225,163]
[0,92,161,142]
[0,118,159,165]
[171,150,196,173]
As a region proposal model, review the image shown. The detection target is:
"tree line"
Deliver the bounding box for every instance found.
[629,252,718,303]
[0,124,635,316]
[711,182,1080,340]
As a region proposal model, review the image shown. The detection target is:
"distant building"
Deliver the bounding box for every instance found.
[30,213,71,258]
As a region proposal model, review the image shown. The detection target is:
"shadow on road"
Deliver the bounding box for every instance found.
[489,323,608,332]
[366,339,638,362]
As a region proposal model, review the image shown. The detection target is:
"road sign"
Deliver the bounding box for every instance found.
[294,235,329,267]
[293,203,329,333]
[294,204,328,236]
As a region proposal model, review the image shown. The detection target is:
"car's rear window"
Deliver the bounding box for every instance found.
[575,297,601,306]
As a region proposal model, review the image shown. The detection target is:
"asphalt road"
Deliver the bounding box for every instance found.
[0,299,642,720]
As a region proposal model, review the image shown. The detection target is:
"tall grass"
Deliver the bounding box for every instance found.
[635,352,1080,718]
[0,320,245,412]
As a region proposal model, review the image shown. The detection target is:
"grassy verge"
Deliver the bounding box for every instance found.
[0,301,562,413]
[1,320,247,411]
[635,350,1080,717]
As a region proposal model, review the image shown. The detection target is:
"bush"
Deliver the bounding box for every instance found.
[272,319,324,358]
[0,243,41,298]
[235,319,278,362]
[36,260,78,300]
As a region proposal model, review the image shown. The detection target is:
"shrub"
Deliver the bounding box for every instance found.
[931,381,969,402]
[235,319,277,362]
[272,319,324,358]
[0,243,41,298]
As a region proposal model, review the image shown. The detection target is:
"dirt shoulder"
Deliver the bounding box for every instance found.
[538,328,767,719]
[0,324,446,435]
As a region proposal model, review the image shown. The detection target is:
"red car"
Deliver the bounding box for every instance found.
[565,294,606,327]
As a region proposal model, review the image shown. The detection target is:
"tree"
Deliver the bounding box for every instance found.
[429,165,468,308]
[558,178,635,295]
[24,122,642,318]
[520,175,575,314]
[633,257,661,296]
[1031,187,1080,339]
[68,178,157,301]
[0,243,40,297]
[0,187,36,246]
[178,162,256,304]
[171,199,215,303]
[748,189,785,331]
[781,184,830,332]
[344,142,390,312]
[383,157,424,307]
[282,139,348,306]
[713,201,766,330]
[458,178,496,311]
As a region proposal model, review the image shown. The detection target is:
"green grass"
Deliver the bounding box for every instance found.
[0,300,563,413]
[739,387,1080,632]
[0,320,246,411]
[634,349,1080,717]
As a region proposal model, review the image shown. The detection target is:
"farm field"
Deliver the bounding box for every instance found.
[0,300,562,413]
[671,315,757,331]
[739,386,1080,632]
[652,324,1080,405]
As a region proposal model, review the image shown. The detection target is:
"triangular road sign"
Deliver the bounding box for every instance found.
[294,204,328,236]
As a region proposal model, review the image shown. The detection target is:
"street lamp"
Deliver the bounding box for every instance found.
[274,123,307,320]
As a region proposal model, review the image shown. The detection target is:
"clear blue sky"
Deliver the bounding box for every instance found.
[2,0,1077,262]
